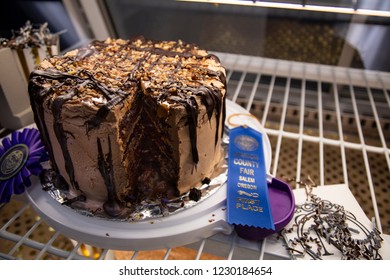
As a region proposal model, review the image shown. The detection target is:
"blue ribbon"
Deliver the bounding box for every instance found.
[227,126,274,230]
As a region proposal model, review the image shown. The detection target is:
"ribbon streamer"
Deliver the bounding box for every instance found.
[227,126,274,230]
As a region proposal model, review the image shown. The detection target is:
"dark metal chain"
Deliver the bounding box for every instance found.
[280,177,383,260]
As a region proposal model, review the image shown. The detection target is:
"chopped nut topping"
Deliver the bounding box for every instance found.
[35,37,226,108]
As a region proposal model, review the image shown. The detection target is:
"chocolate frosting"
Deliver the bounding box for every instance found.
[30,37,226,167]
[28,37,226,214]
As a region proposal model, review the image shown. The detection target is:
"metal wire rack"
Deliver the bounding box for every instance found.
[1,53,389,260]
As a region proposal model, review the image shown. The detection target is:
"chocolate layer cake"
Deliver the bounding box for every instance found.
[28,37,226,217]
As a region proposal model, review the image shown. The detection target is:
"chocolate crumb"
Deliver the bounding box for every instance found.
[202,177,211,185]
[189,187,202,201]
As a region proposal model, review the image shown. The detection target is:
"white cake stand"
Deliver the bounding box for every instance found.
[26,99,272,251]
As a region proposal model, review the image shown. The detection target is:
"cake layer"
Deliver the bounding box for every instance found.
[29,37,226,217]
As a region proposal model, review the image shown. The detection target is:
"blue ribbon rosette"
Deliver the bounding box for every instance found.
[0,128,48,203]
[227,126,275,231]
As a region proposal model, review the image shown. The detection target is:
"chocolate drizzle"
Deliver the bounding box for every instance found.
[85,105,110,132]
[51,88,81,190]
[169,94,199,164]
[97,137,124,217]
[29,82,60,172]
[184,95,199,164]
[187,85,223,147]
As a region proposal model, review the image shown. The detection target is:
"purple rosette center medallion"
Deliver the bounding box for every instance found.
[0,128,48,203]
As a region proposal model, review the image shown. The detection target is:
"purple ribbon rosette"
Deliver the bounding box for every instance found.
[0,128,48,203]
